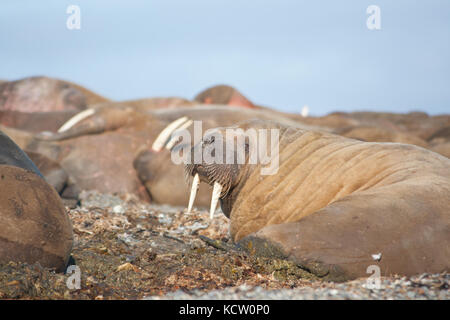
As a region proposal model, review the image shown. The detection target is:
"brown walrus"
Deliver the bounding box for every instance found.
[194,85,255,109]
[0,76,108,112]
[301,111,450,158]
[0,130,73,272]
[185,120,450,281]
[307,111,450,142]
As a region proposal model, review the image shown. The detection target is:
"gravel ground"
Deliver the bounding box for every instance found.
[0,191,448,300]
[146,273,449,300]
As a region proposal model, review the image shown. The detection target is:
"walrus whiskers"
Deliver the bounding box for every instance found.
[187,173,200,213]
[152,117,189,152]
[58,108,96,133]
[210,181,223,219]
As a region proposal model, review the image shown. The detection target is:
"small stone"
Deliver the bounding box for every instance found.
[116,262,137,272]
[6,280,20,286]
[125,255,136,262]
[98,246,108,254]
[113,205,125,214]
[64,290,71,299]
[329,289,339,295]
[86,276,97,285]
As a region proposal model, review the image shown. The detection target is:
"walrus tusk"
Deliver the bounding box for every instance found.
[210,181,223,220]
[165,120,193,150]
[152,117,189,152]
[187,173,200,213]
[58,108,96,133]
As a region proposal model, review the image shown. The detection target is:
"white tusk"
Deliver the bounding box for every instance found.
[301,105,309,117]
[152,117,189,152]
[165,120,193,150]
[210,181,223,220]
[187,173,200,213]
[58,108,95,133]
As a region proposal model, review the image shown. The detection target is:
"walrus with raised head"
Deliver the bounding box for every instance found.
[0,130,73,271]
[185,120,450,281]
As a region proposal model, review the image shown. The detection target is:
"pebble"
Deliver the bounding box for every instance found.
[112,205,125,214]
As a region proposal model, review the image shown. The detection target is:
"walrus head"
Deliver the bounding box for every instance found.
[185,131,248,219]
[185,120,284,219]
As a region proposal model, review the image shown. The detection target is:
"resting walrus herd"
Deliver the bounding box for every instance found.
[0,76,448,280]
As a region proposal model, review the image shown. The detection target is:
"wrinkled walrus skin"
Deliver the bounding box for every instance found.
[187,120,450,281]
[0,131,73,272]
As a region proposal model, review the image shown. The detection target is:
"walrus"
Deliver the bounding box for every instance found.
[185,119,450,281]
[0,76,108,112]
[301,112,450,158]
[0,130,73,271]
[322,111,450,141]
[30,104,324,204]
[194,85,255,109]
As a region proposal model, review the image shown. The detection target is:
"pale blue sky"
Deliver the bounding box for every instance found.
[1,0,449,115]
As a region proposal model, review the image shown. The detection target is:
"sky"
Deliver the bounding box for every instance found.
[0,0,449,115]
